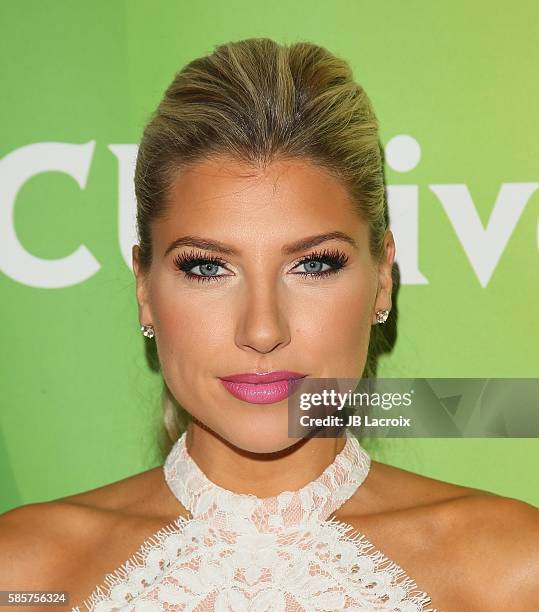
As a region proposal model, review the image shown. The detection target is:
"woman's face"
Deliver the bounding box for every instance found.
[133,155,395,453]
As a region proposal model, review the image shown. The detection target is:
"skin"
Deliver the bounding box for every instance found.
[0,155,538,611]
[135,153,391,489]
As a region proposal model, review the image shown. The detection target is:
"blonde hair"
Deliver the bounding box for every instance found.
[134,38,399,456]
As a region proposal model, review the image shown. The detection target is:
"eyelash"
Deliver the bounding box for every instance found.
[172,248,349,283]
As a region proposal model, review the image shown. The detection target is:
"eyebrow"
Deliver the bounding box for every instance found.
[163,231,359,258]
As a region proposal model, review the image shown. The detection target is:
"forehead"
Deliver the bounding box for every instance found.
[167,155,356,214]
[152,154,366,249]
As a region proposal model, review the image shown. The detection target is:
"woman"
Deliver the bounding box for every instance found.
[1,38,538,611]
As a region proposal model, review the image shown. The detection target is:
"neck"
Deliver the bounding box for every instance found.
[184,421,348,498]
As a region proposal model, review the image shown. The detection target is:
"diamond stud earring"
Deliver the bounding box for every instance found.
[140,324,155,339]
[375,309,390,324]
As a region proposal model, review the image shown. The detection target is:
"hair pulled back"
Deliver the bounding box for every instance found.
[134,38,399,451]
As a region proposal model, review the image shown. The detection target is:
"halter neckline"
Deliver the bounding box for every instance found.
[163,428,371,533]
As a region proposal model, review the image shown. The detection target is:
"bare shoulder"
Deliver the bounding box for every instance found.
[343,459,539,611]
[441,494,539,611]
[56,464,176,517]
[388,463,539,610]
[354,457,495,514]
[0,500,107,589]
[0,465,185,599]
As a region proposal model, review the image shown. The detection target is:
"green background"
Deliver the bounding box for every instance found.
[1,1,538,513]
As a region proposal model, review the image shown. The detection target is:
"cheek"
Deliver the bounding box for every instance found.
[293,276,374,373]
[149,277,233,374]
[150,265,375,384]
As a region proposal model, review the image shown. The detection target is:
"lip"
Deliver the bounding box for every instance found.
[219,370,307,384]
[218,370,307,405]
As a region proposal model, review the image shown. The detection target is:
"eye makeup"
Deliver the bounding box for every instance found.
[172,247,349,283]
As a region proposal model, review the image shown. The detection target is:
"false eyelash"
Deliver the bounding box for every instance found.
[172,249,229,283]
[172,247,349,283]
[293,248,349,278]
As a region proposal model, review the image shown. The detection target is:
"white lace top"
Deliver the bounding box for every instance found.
[73,429,436,611]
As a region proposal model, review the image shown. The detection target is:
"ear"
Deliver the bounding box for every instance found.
[372,230,396,325]
[132,244,154,328]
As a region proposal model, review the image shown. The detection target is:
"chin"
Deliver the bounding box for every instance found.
[209,403,304,455]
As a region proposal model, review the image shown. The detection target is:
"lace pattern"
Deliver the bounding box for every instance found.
[72,430,437,611]
[166,428,371,533]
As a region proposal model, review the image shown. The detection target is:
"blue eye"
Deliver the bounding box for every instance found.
[173,251,230,283]
[192,262,222,277]
[291,248,349,278]
[172,247,349,283]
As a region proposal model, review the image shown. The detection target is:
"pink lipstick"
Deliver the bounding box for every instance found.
[219,370,307,404]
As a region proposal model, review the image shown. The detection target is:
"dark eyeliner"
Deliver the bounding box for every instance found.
[292,247,349,278]
[172,246,349,283]
[172,249,229,283]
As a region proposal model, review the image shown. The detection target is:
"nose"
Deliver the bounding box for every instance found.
[235,281,291,354]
